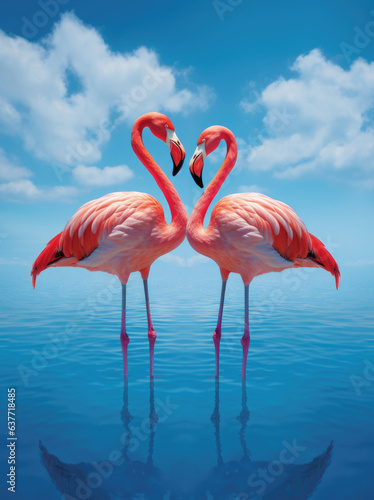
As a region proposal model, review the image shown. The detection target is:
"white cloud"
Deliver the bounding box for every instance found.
[0,97,21,130]
[0,13,214,166]
[72,164,134,187]
[165,86,214,113]
[0,160,134,202]
[240,49,374,186]
[187,255,210,266]
[0,149,32,181]
[0,148,78,202]
[0,257,30,266]
[351,178,374,189]
[238,184,268,194]
[0,179,78,202]
[346,259,374,267]
[160,253,209,267]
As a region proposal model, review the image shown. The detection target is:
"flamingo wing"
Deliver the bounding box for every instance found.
[211,193,340,287]
[31,192,164,287]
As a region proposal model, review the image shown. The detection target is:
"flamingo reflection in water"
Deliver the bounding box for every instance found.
[40,382,333,499]
[40,380,171,500]
[195,380,333,500]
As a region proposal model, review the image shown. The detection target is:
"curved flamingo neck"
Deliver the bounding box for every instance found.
[190,129,237,228]
[131,116,187,228]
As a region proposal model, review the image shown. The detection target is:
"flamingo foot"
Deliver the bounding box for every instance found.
[148,328,157,378]
[241,334,250,379]
[121,331,130,379]
[213,329,221,378]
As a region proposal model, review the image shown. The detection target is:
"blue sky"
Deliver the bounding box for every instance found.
[1,0,374,280]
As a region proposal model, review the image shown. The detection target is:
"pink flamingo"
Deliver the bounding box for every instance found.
[187,126,340,378]
[31,112,188,378]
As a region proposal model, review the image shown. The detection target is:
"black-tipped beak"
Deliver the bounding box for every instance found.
[170,140,185,176]
[189,153,204,188]
[191,170,203,188]
[172,153,184,176]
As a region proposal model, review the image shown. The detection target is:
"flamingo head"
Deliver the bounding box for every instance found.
[146,113,186,176]
[189,127,223,188]
[167,126,185,176]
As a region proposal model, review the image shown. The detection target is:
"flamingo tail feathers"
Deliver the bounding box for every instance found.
[308,233,340,289]
[31,232,64,288]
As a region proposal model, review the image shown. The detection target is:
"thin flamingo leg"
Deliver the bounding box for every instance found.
[241,284,250,378]
[143,279,157,378]
[120,284,130,379]
[213,280,227,378]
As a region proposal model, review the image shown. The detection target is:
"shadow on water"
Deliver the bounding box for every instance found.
[40,380,333,499]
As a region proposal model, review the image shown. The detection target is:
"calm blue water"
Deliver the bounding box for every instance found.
[1,261,373,499]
